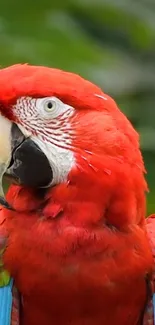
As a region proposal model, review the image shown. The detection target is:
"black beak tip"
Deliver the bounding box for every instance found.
[0,197,14,210]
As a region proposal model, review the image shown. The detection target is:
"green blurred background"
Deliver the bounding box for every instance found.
[0,0,155,214]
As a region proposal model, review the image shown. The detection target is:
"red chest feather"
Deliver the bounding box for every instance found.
[3,206,153,325]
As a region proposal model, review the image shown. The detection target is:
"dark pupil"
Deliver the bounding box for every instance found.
[47,101,53,109]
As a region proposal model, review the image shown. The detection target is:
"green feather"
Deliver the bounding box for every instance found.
[0,247,10,287]
[0,269,10,287]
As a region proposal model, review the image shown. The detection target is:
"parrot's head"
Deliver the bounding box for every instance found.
[0,64,147,229]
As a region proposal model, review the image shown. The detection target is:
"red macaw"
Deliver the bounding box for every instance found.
[0,64,154,325]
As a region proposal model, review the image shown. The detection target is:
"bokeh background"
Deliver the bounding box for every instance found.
[0,0,155,214]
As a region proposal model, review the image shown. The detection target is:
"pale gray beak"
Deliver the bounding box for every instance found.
[0,114,12,206]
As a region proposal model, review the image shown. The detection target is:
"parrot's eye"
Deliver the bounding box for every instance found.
[44,100,55,112]
[36,96,74,119]
[47,102,53,109]
[37,97,59,118]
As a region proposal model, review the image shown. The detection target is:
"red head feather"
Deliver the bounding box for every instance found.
[0,64,104,120]
[0,64,147,229]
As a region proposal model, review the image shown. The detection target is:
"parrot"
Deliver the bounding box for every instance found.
[0,63,154,325]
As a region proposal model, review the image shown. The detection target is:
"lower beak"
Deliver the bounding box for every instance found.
[0,115,53,210]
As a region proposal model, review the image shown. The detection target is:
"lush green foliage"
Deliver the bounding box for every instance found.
[0,0,155,213]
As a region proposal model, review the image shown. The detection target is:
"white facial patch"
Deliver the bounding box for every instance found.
[13,96,76,186]
[31,135,75,186]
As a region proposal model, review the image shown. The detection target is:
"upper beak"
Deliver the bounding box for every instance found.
[0,114,53,210]
[0,114,13,209]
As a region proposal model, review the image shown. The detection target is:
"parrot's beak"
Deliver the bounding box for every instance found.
[0,114,13,209]
[0,114,53,210]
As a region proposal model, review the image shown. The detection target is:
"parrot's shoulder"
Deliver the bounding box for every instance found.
[146,214,155,256]
[144,215,155,324]
[0,206,10,287]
